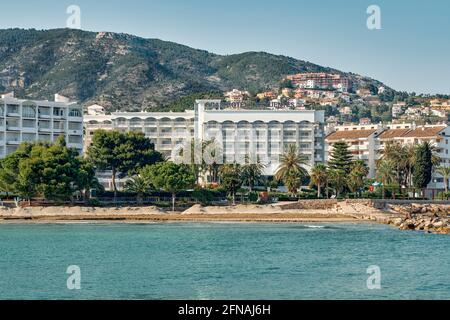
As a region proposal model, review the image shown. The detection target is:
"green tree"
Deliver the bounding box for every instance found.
[310,164,328,198]
[87,130,164,199]
[241,156,266,192]
[74,160,99,203]
[125,176,151,205]
[436,165,450,193]
[376,159,397,199]
[328,141,353,173]
[275,145,309,194]
[218,163,242,205]
[141,162,195,211]
[413,141,433,193]
[0,137,97,202]
[347,160,369,197]
[0,143,35,199]
[20,136,88,201]
[328,169,347,198]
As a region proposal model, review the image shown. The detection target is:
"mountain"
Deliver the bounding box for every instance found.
[0,28,389,111]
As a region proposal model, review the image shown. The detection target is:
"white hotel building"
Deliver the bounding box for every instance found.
[0,93,84,157]
[84,100,326,180]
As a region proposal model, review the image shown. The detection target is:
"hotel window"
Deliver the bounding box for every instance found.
[7,104,19,115]
[22,133,36,142]
[22,106,36,118]
[53,108,64,117]
[38,121,51,129]
[69,109,81,117]
[69,122,82,130]
[22,119,36,128]
[68,136,82,144]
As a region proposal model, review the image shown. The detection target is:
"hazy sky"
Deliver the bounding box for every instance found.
[1,0,449,94]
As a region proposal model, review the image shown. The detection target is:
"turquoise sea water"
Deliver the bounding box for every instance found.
[0,222,449,300]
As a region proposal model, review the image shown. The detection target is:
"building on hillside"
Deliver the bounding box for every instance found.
[87,104,106,116]
[359,118,372,125]
[0,92,83,157]
[356,88,372,97]
[224,89,250,102]
[286,73,350,91]
[256,91,277,100]
[392,102,406,118]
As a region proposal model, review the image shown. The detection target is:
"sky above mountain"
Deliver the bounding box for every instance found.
[1,0,449,94]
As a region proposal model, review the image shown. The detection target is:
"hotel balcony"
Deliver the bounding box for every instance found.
[68,115,83,122]
[67,143,83,149]
[6,111,20,117]
[22,126,37,133]
[6,125,21,131]
[68,129,83,136]
[38,127,52,133]
[6,139,20,145]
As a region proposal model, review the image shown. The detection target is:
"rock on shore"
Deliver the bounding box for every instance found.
[386,203,450,234]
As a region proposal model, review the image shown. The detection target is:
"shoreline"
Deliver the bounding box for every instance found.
[0,202,447,234]
[0,213,360,223]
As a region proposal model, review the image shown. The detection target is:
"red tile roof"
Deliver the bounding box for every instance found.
[326,129,377,141]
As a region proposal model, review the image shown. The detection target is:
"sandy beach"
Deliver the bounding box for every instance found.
[0,202,362,223]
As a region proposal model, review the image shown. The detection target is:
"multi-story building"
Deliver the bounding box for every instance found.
[325,124,384,178]
[224,89,250,102]
[0,93,83,157]
[84,100,326,179]
[325,123,450,190]
[84,111,195,158]
[195,100,325,176]
[286,73,350,91]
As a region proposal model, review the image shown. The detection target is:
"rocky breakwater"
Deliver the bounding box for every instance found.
[387,203,450,234]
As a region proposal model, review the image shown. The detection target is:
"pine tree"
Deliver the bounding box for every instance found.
[328,141,354,173]
[413,142,433,190]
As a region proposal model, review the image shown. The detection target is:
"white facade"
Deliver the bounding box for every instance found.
[84,100,326,178]
[325,123,450,190]
[0,94,84,157]
[87,104,106,116]
[195,100,325,175]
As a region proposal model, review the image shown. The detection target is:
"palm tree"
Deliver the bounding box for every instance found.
[347,160,369,198]
[202,139,223,184]
[125,176,150,205]
[218,163,242,205]
[241,156,266,192]
[328,169,347,198]
[275,145,309,195]
[403,144,416,188]
[376,159,396,199]
[436,165,450,193]
[381,141,408,187]
[310,164,328,198]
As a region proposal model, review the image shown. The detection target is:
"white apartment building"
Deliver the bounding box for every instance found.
[84,100,326,179]
[0,93,84,157]
[84,111,195,158]
[325,123,450,190]
[325,124,384,178]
